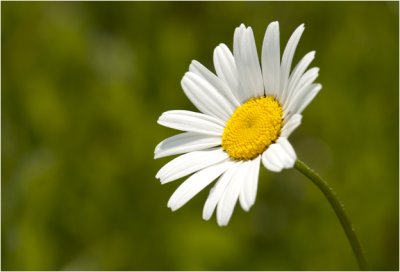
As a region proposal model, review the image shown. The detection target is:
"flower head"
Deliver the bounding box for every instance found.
[155,22,321,226]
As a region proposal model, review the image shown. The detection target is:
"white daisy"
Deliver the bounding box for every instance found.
[155,22,321,226]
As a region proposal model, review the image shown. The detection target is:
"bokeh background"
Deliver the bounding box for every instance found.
[2,2,399,270]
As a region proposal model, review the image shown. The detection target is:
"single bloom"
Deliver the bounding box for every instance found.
[154,22,321,226]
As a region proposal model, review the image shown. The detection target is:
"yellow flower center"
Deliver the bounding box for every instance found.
[222,96,283,161]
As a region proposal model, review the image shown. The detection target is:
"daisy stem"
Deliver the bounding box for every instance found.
[294,159,368,270]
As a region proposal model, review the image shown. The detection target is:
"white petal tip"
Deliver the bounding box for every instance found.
[202,213,212,221]
[202,204,213,221]
[154,150,168,159]
[217,221,228,227]
[167,201,178,211]
[268,167,282,173]
[189,60,200,71]
[180,73,190,85]
[217,214,232,227]
[156,118,165,127]
[160,178,171,185]
[249,199,256,208]
[286,162,295,169]
[262,159,283,172]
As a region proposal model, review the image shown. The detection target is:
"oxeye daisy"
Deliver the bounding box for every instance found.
[154,22,321,226]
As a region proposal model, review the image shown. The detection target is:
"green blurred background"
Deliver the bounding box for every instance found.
[2,2,399,270]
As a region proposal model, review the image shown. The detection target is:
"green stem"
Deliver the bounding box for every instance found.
[294,159,368,270]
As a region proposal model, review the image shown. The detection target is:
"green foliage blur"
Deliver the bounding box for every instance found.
[2,2,398,270]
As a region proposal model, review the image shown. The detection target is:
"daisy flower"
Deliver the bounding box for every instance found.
[155,22,321,226]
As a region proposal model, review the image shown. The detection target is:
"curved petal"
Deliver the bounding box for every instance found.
[158,110,224,136]
[242,155,261,209]
[281,114,302,138]
[262,21,281,98]
[181,72,233,121]
[203,162,239,221]
[154,132,221,159]
[283,51,315,108]
[296,83,322,114]
[237,160,254,211]
[268,144,289,169]
[190,60,240,108]
[288,83,322,116]
[234,24,264,101]
[262,138,297,172]
[239,157,260,211]
[262,144,284,172]
[280,24,305,105]
[167,161,233,211]
[217,161,246,226]
[273,140,295,168]
[213,43,243,103]
[284,67,319,114]
[297,67,319,92]
[156,148,228,184]
[276,137,296,166]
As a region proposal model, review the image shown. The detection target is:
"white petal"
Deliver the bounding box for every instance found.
[217,161,246,226]
[296,67,319,96]
[167,161,233,211]
[181,72,233,121]
[272,141,294,169]
[239,157,260,211]
[289,83,322,115]
[284,67,319,115]
[156,149,228,184]
[262,21,281,97]
[283,51,315,108]
[280,24,305,105]
[234,24,264,101]
[281,113,302,138]
[158,110,224,136]
[269,144,290,168]
[202,163,239,221]
[276,137,297,166]
[238,160,255,211]
[262,138,297,172]
[154,132,221,159]
[296,83,322,114]
[242,155,261,208]
[262,145,283,172]
[213,44,243,103]
[190,60,240,108]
